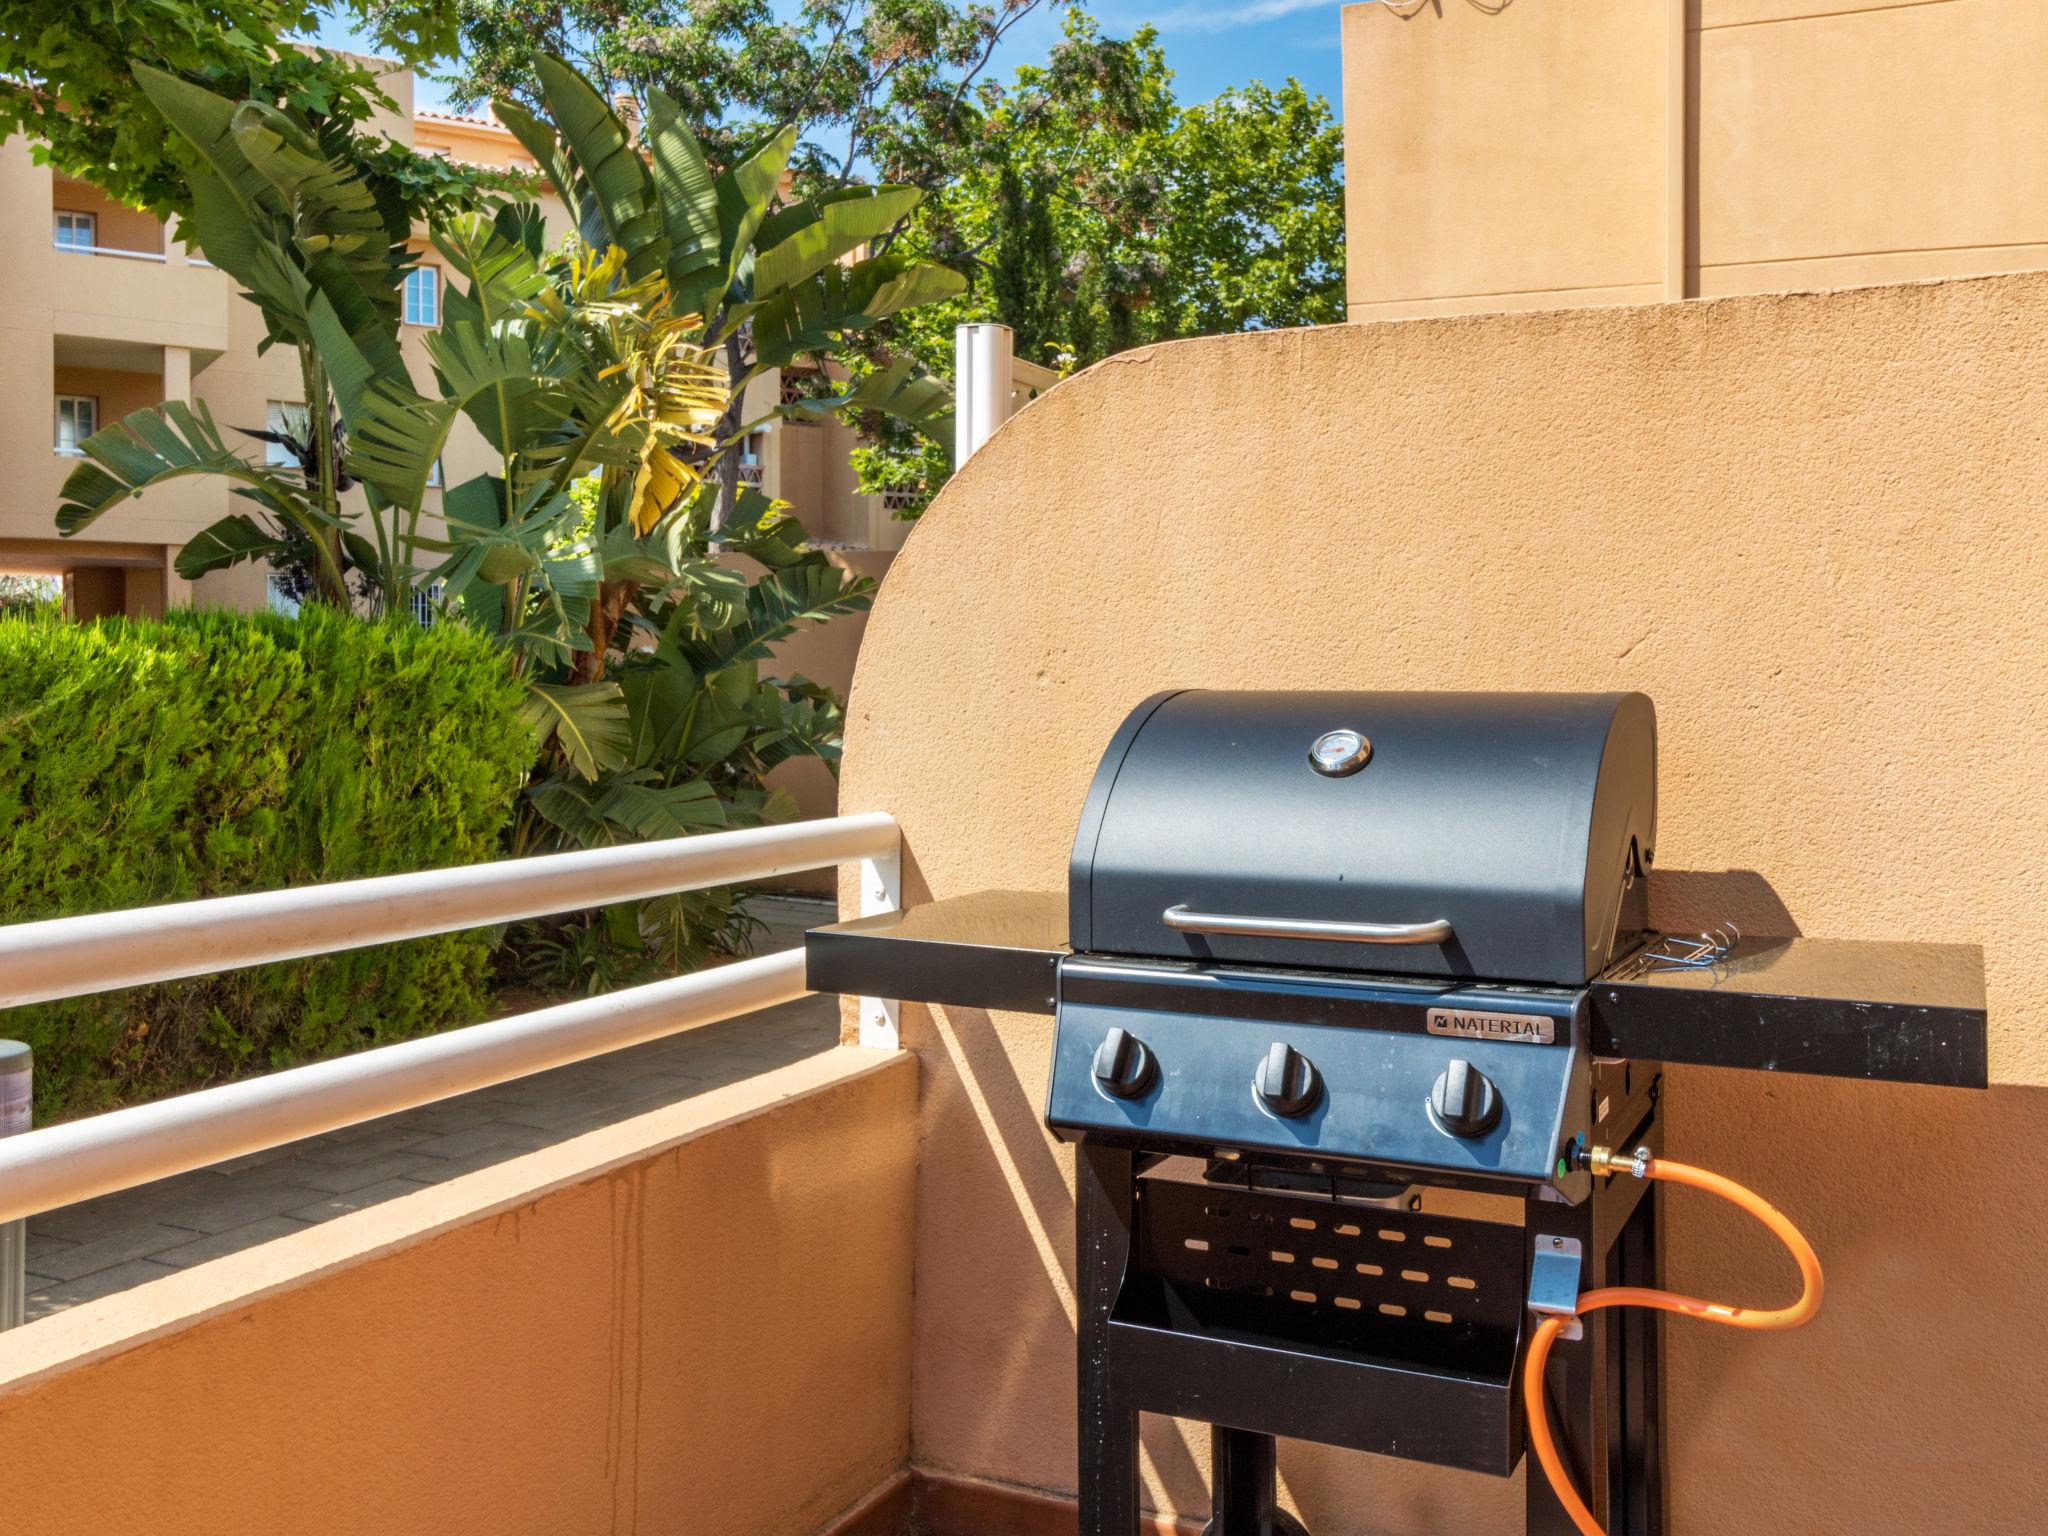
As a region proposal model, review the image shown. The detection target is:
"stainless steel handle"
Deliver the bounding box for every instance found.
[1161,906,1454,946]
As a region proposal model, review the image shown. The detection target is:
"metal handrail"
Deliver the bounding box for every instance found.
[0,814,901,1226]
[0,813,896,1009]
[53,241,167,262]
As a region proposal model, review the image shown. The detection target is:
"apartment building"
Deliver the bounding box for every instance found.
[0,62,969,619]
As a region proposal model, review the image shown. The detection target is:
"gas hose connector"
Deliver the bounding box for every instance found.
[1583,1144,1654,1179]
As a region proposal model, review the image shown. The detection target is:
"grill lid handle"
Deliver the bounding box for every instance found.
[1160,906,1454,946]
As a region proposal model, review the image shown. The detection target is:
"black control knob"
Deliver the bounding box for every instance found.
[1254,1042,1322,1117]
[1092,1027,1157,1100]
[1430,1059,1501,1138]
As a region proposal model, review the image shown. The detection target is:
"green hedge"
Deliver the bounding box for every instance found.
[0,606,530,1122]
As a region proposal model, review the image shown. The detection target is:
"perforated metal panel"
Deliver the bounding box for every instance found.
[1130,1178,1525,1378]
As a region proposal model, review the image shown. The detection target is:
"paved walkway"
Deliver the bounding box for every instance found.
[20,896,839,1323]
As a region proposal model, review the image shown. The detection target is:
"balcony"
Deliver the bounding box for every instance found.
[49,241,229,357]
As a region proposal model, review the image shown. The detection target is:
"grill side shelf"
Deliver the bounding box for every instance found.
[1591,936,1987,1087]
[804,889,1065,1015]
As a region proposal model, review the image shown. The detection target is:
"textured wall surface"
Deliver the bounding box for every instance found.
[841,272,2048,1532]
[1344,0,2048,318]
[0,1051,917,1536]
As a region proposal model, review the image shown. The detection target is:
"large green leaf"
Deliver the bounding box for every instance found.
[677,125,794,321]
[645,88,723,308]
[519,680,631,781]
[172,514,294,578]
[747,254,966,368]
[536,55,667,281]
[491,97,597,247]
[775,357,954,443]
[752,185,922,297]
[674,560,875,675]
[56,401,305,536]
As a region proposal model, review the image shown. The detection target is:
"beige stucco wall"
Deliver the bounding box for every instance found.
[0,1049,917,1536]
[1344,0,2048,320]
[840,271,2048,1531]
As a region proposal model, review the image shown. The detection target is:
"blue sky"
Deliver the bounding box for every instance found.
[313,2,1347,118]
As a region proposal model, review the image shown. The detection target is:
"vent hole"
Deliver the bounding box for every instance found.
[1424,1236,1452,1250]
[1289,1217,1317,1231]
[1270,1250,1295,1264]
[1425,1310,1454,1324]
[1378,1303,1407,1317]
[1356,1263,1384,1277]
[1290,1290,1318,1304]
[1447,1276,1477,1291]
[1378,1229,1406,1243]
[1401,1269,1430,1284]
[1184,1239,1211,1252]
[1312,1256,1338,1270]
[1334,1223,1361,1237]
[1333,1296,1362,1311]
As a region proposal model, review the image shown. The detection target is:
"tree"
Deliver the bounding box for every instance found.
[850,11,1347,511]
[0,1,474,221]
[442,0,1062,198]
[55,64,429,606]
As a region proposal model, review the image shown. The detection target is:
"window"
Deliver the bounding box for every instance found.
[738,430,767,488]
[404,266,439,327]
[426,457,443,489]
[54,211,96,252]
[265,402,305,468]
[55,395,97,454]
[409,581,445,629]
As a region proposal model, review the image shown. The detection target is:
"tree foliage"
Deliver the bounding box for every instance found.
[443,0,1056,197]
[851,10,1346,510]
[0,605,530,1120]
[0,1,474,219]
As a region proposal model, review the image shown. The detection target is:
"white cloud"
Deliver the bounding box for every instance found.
[1150,0,1352,35]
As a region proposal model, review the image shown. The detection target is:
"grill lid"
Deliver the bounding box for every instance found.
[1068,690,1656,986]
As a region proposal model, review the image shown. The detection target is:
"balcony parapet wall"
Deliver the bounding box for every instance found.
[0,1048,916,1536]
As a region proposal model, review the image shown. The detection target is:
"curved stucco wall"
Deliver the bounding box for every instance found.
[840,271,2048,1532]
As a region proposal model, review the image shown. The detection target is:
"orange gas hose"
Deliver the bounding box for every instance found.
[1521,1158,1825,1536]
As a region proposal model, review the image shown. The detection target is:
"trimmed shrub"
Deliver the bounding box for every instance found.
[0,606,530,1121]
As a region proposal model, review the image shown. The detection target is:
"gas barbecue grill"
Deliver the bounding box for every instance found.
[807,690,1986,1536]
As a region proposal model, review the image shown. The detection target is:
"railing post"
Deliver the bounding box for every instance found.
[0,1041,29,1329]
[857,837,903,1050]
[954,322,1015,467]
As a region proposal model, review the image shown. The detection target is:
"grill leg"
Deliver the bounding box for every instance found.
[1078,1141,1140,1536]
[1204,1426,1309,1536]
[1528,1109,1669,1536]
[1612,1178,1667,1535]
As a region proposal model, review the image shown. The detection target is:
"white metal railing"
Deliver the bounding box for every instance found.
[0,814,901,1227]
[52,241,167,262]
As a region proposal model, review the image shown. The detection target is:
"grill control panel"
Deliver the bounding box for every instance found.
[1046,961,1593,1198]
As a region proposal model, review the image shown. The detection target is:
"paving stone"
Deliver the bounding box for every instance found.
[146,1216,316,1269]
[270,1151,448,1195]
[27,1259,178,1316]
[284,1178,437,1223]
[31,1224,206,1282]
[408,1123,556,1160]
[141,1177,335,1236]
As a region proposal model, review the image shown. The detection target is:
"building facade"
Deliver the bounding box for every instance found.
[1342,0,2048,321]
[0,62,965,617]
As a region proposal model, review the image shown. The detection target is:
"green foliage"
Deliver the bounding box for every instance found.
[851,10,1347,511]
[0,1,466,220]
[446,0,1055,196]
[52,65,453,607]
[0,606,529,1121]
